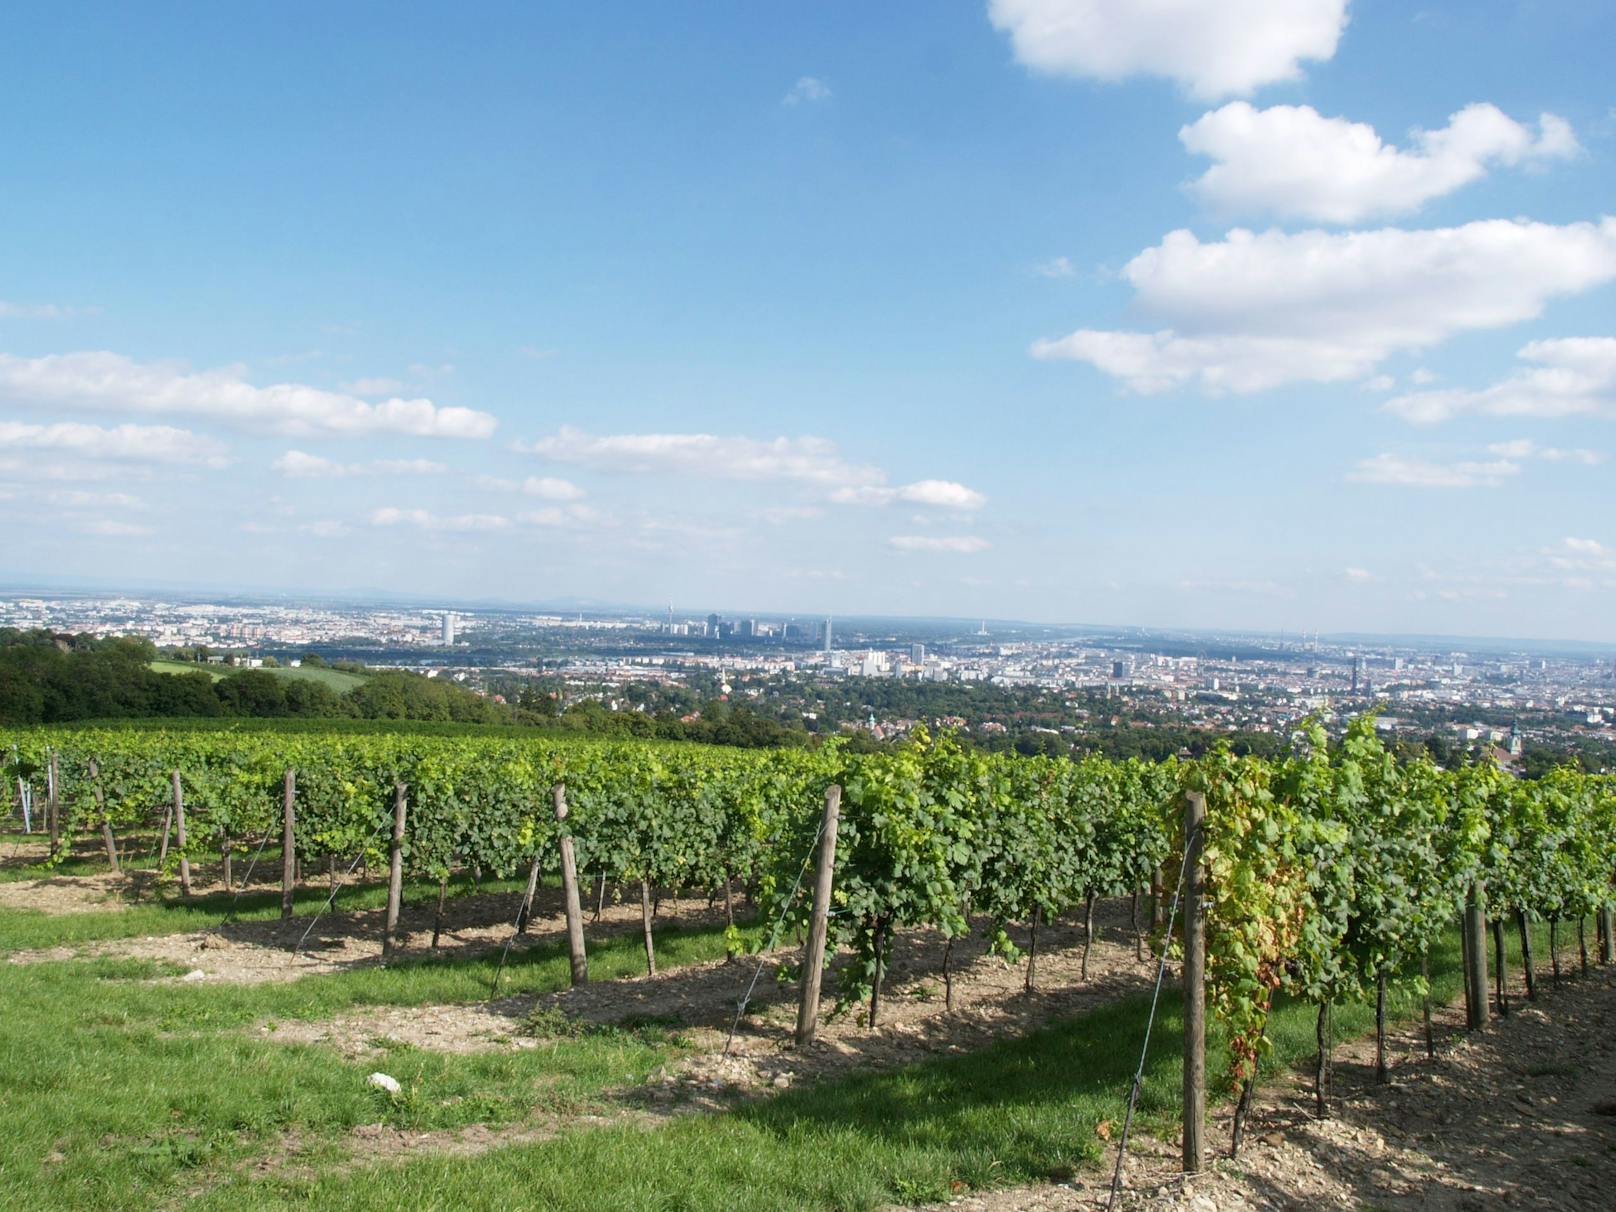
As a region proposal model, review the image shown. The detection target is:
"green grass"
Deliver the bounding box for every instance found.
[0,889,1587,1212]
[147,660,368,692]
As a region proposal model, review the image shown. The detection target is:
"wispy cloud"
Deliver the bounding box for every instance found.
[1349,452,1519,488]
[888,535,990,554]
[0,351,496,439]
[783,76,831,106]
[0,420,228,467]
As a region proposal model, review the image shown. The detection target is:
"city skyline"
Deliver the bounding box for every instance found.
[2,3,1614,641]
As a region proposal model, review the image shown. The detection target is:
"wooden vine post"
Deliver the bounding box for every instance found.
[280,769,297,920]
[795,784,841,1047]
[553,784,588,985]
[1182,789,1206,1175]
[88,759,119,873]
[1463,881,1488,1029]
[381,781,407,961]
[1600,903,1616,965]
[171,770,191,896]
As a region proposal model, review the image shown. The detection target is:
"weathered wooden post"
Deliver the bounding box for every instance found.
[554,785,588,985]
[1463,882,1488,1029]
[1600,904,1616,964]
[280,769,297,920]
[795,784,842,1047]
[382,782,407,961]
[171,770,191,896]
[1182,790,1206,1175]
[88,759,119,874]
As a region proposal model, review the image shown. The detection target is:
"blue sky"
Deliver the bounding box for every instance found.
[1,2,1612,640]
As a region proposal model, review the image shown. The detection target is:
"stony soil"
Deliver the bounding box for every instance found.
[908,956,1616,1212]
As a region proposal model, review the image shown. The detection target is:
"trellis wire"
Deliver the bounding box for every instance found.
[723,810,828,1057]
[1105,819,1201,1212]
[292,817,393,961]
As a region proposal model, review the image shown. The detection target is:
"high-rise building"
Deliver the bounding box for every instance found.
[1111,659,1127,680]
[1351,655,1362,695]
[441,612,456,645]
[822,616,832,652]
[910,643,926,663]
[707,612,721,637]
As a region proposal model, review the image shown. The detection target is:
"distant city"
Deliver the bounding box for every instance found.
[4,587,1613,766]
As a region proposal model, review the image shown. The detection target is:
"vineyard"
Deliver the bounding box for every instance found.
[4,719,1616,1209]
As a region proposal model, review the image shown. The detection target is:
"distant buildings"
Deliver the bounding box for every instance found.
[441,612,456,645]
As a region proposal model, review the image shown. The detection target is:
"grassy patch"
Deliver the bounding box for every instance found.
[0,894,1585,1212]
[147,660,368,692]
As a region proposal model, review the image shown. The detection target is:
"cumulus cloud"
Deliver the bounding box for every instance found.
[1348,453,1520,488]
[369,507,510,532]
[0,420,228,466]
[273,450,448,478]
[783,76,831,106]
[1181,102,1579,223]
[888,535,991,554]
[831,480,987,511]
[988,0,1348,99]
[1386,338,1616,424]
[0,352,496,439]
[1033,218,1616,393]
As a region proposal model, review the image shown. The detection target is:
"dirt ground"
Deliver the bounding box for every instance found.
[261,901,1158,1096]
[908,959,1616,1212]
[5,876,740,981]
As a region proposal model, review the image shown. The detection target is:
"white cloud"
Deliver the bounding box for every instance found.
[1387,338,1616,424]
[79,519,152,537]
[273,450,448,477]
[522,427,983,513]
[0,300,95,319]
[1034,218,1616,394]
[1182,102,1579,223]
[988,0,1348,99]
[783,76,831,106]
[369,507,511,532]
[0,352,496,439]
[832,479,988,511]
[0,420,228,466]
[1363,374,1396,392]
[522,427,885,488]
[517,504,600,528]
[1485,438,1603,465]
[43,489,142,508]
[1343,567,1375,582]
[1543,537,1616,575]
[1034,256,1077,279]
[888,535,991,554]
[1348,453,1520,488]
[520,476,584,501]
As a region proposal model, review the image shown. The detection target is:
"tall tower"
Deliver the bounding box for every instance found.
[1351,654,1361,695]
[822,616,832,653]
[441,611,456,645]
